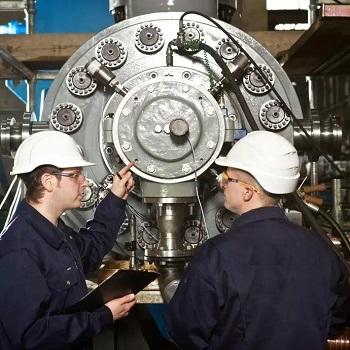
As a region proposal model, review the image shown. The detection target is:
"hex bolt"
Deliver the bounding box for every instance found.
[147,164,156,173]
[207,140,215,149]
[207,107,214,116]
[163,123,170,134]
[154,124,162,133]
[182,164,191,173]
[123,108,130,116]
[122,142,131,151]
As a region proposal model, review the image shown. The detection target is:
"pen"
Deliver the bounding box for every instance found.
[116,172,122,180]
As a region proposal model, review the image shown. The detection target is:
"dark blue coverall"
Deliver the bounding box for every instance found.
[166,207,350,350]
[0,192,125,349]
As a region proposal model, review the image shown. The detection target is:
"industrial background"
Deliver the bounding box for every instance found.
[0,0,350,349]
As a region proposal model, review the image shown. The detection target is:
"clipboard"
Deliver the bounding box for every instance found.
[67,269,160,313]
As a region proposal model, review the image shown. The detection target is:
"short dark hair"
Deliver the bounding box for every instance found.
[18,165,62,203]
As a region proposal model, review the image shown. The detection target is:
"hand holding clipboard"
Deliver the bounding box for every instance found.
[66,269,159,318]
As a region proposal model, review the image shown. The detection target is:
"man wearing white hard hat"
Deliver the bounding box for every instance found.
[167,131,350,350]
[0,131,136,349]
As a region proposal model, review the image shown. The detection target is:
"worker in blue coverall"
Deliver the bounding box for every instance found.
[167,130,350,350]
[0,130,136,349]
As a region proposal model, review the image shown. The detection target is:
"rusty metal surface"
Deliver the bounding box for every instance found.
[279,4,350,75]
[327,329,350,349]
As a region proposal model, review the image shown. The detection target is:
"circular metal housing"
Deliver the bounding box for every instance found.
[135,23,164,53]
[182,22,205,44]
[95,37,127,68]
[66,66,97,97]
[112,77,225,183]
[137,221,160,249]
[183,220,206,248]
[243,64,275,95]
[50,103,83,133]
[259,99,291,131]
[215,207,238,233]
[216,37,240,61]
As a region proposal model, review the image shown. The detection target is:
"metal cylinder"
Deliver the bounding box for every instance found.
[332,178,343,226]
[293,115,342,159]
[124,0,218,18]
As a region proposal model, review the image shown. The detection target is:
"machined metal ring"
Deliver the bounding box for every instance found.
[259,99,291,131]
[216,37,240,61]
[66,66,97,97]
[135,23,164,54]
[95,37,127,68]
[50,103,83,133]
[243,64,275,95]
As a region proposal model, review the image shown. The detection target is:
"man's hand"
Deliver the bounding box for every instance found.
[111,163,135,199]
[105,293,136,321]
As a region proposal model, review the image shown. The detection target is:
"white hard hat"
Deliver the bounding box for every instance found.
[215,131,300,194]
[11,130,95,175]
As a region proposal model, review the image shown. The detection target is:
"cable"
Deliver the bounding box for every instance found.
[3,180,22,229]
[289,193,350,269]
[197,42,260,131]
[317,208,350,260]
[0,175,18,211]
[179,11,344,178]
[186,136,209,242]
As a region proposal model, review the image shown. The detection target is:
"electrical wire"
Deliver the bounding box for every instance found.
[4,180,22,228]
[0,175,18,211]
[179,11,344,178]
[316,208,350,260]
[289,193,350,269]
[186,136,209,241]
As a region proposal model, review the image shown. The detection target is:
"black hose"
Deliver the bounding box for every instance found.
[289,193,350,268]
[317,208,350,259]
[179,11,344,178]
[196,42,259,131]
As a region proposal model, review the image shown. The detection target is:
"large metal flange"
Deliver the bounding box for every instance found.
[66,66,97,97]
[95,37,127,68]
[216,37,240,61]
[259,99,291,131]
[112,77,225,184]
[50,103,83,133]
[135,23,164,54]
[243,64,275,95]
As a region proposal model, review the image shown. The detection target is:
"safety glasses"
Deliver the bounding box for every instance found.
[53,170,86,182]
[219,170,261,194]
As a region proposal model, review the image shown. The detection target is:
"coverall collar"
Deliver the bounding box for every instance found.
[233,206,287,228]
[17,199,65,249]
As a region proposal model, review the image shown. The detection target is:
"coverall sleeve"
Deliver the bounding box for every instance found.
[0,250,113,350]
[67,192,126,273]
[166,242,224,350]
[328,257,350,337]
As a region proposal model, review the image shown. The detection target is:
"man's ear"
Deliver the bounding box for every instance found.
[41,173,56,192]
[242,186,254,202]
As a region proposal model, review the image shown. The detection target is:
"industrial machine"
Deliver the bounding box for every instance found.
[0,1,349,348]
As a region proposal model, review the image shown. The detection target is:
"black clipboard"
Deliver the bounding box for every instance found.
[67,269,159,313]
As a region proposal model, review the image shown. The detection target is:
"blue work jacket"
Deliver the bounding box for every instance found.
[0,192,126,349]
[166,207,350,350]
